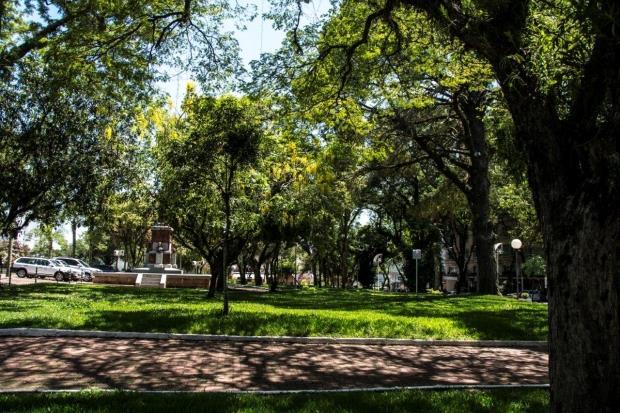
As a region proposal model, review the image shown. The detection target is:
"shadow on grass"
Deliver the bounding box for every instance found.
[0,389,550,413]
[0,283,549,340]
[454,309,549,341]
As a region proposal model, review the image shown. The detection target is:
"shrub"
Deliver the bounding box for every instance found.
[522,255,546,277]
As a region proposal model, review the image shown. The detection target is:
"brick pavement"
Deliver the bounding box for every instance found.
[0,336,548,391]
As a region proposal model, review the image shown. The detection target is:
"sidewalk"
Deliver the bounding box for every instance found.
[0,335,548,392]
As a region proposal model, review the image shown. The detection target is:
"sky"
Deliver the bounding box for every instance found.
[158,0,330,109]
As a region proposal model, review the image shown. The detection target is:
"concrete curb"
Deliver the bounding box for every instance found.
[0,328,548,349]
[0,384,550,395]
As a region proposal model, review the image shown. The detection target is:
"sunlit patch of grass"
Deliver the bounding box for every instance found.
[0,284,548,340]
[0,388,550,413]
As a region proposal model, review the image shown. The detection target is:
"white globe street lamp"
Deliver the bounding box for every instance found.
[511,239,523,295]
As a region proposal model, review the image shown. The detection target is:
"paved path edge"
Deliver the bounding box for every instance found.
[0,383,550,395]
[0,328,548,348]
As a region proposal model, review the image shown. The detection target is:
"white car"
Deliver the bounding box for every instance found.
[52,257,101,282]
[12,257,70,281]
[50,259,83,281]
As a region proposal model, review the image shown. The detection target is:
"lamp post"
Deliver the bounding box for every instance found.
[511,239,522,295]
[412,249,422,294]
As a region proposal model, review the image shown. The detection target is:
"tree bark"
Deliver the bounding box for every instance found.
[71,220,77,257]
[496,71,620,411]
[458,91,495,294]
[311,258,318,287]
[238,254,246,285]
[497,71,620,411]
[546,193,620,412]
[5,234,13,286]
[382,2,620,408]
[207,254,222,298]
[253,263,263,286]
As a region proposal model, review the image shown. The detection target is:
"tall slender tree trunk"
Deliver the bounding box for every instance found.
[433,243,442,290]
[71,220,77,257]
[311,258,318,287]
[239,254,246,285]
[253,263,263,286]
[5,235,13,286]
[47,231,53,258]
[207,254,222,298]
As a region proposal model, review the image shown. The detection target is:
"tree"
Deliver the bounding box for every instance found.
[1,0,243,277]
[28,224,68,258]
[157,92,263,314]
[390,89,496,294]
[0,0,242,82]
[278,0,620,409]
[0,56,139,276]
[362,159,441,292]
[256,2,499,293]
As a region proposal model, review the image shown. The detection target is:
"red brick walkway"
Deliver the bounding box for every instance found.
[0,337,548,391]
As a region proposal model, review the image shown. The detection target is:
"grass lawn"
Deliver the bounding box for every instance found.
[0,283,547,340]
[0,389,550,413]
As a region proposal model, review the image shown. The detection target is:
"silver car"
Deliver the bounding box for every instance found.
[52,257,101,282]
[50,259,83,281]
[12,257,70,281]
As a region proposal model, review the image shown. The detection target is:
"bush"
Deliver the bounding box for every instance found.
[522,255,546,277]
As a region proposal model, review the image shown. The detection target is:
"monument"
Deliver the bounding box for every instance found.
[145,224,177,269]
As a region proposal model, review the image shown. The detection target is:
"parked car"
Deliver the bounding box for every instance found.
[12,257,71,281]
[50,259,83,281]
[528,289,548,303]
[52,257,102,282]
[90,264,116,272]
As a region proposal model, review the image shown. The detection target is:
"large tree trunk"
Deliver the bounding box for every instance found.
[468,190,494,294]
[546,194,620,412]
[506,90,620,411]
[389,2,620,409]
[460,91,496,294]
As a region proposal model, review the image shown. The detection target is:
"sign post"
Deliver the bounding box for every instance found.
[412,249,422,293]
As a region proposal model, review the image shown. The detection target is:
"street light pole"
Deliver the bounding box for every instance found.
[412,249,421,294]
[415,258,418,294]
